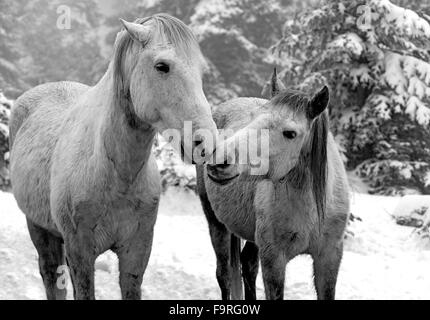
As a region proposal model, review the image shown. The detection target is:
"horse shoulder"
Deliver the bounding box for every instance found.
[254,181,312,256]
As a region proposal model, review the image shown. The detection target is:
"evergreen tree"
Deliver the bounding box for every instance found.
[191,0,287,102]
[273,0,430,194]
[19,0,105,88]
[0,0,28,97]
[143,0,201,24]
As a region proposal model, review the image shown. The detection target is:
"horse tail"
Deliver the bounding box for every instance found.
[230,234,243,300]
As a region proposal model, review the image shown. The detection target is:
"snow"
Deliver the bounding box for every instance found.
[1,187,430,300]
[379,51,430,125]
[406,96,430,125]
[404,56,430,86]
[408,77,426,99]
[372,94,391,120]
[329,33,364,57]
[350,65,372,87]
[374,0,430,39]
[393,195,430,219]
[191,0,243,35]
[383,52,407,95]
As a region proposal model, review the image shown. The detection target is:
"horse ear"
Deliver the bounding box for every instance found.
[307,86,329,120]
[270,68,286,98]
[120,19,150,43]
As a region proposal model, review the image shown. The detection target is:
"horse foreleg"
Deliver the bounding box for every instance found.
[312,241,343,300]
[311,214,347,300]
[208,221,233,300]
[259,247,287,300]
[27,218,67,300]
[256,219,288,300]
[240,241,259,300]
[199,189,232,300]
[63,232,96,300]
[116,224,154,300]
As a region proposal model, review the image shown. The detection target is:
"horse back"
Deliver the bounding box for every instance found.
[9,81,90,231]
[9,82,88,146]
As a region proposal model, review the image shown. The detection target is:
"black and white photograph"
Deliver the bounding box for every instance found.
[0,0,430,304]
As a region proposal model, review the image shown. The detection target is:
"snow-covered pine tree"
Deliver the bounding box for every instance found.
[20,0,105,87]
[273,0,430,194]
[0,0,28,97]
[190,0,287,104]
[142,0,201,24]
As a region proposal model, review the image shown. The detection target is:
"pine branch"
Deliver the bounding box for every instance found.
[385,47,429,61]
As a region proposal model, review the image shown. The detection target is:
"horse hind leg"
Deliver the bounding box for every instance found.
[27,218,67,300]
[240,241,259,300]
[209,221,233,300]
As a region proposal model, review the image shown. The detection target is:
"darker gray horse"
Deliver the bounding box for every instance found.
[197,71,350,300]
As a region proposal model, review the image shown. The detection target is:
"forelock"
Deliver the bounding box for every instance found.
[135,14,203,60]
[270,89,311,115]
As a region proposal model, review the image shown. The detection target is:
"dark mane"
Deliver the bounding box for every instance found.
[112,14,203,129]
[308,111,329,223]
[274,89,329,224]
[271,89,311,113]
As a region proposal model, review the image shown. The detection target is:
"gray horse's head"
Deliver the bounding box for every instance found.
[207,69,330,186]
[114,14,218,163]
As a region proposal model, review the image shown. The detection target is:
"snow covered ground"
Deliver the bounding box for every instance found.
[1,187,430,300]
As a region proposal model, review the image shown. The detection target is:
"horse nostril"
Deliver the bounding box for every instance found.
[193,139,204,148]
[193,139,206,159]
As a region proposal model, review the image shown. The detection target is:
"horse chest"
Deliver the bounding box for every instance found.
[216,206,256,242]
[254,180,315,254]
[207,180,257,241]
[70,192,159,254]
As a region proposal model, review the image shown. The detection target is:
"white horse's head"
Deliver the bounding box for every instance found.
[113,14,217,163]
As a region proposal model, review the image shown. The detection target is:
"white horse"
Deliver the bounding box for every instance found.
[9,14,218,300]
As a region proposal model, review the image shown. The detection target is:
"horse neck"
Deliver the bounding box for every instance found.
[286,115,329,221]
[95,68,156,187]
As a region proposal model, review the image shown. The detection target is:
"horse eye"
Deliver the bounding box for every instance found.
[283,130,297,140]
[154,62,170,74]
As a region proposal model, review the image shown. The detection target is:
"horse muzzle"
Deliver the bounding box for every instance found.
[206,163,240,186]
[180,139,210,165]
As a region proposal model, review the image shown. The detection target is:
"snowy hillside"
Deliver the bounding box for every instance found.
[1,188,430,300]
